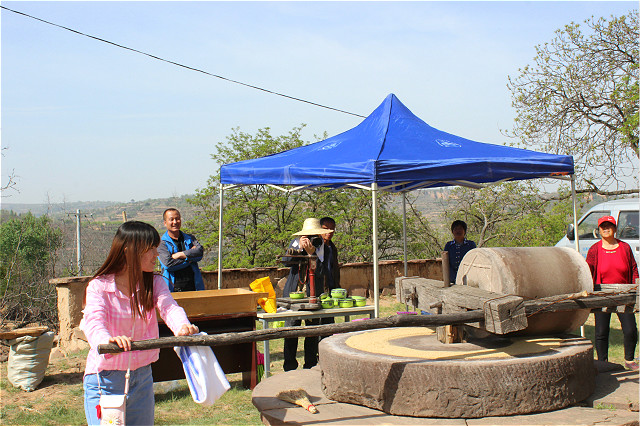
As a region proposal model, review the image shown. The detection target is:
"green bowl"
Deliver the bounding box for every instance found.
[331,288,347,299]
[353,298,366,307]
[289,292,305,299]
[339,297,354,308]
[321,300,334,309]
[319,293,330,300]
[330,298,340,307]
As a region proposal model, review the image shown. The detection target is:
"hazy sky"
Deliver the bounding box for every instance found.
[1,1,635,204]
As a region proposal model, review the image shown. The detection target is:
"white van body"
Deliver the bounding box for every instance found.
[555,197,639,263]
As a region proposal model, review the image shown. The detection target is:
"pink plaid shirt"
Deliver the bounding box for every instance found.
[81,273,191,375]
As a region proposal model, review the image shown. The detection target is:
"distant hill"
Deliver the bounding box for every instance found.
[2,195,199,228]
[2,189,455,224]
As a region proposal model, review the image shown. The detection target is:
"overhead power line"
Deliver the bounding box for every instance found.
[1,5,366,119]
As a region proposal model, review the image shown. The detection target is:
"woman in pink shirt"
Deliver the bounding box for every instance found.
[81,221,199,425]
[586,215,639,370]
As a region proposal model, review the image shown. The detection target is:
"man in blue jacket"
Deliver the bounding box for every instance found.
[157,208,205,291]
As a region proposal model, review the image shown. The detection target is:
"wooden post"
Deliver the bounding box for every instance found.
[441,251,450,287]
[437,251,461,342]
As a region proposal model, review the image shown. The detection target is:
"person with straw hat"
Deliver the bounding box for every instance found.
[281,218,338,371]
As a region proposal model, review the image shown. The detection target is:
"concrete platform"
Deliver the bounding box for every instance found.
[252,366,638,425]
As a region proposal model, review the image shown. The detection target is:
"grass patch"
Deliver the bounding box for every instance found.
[594,402,617,410]
[155,381,261,425]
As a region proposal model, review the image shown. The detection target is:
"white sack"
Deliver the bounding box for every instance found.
[8,331,55,391]
[174,332,230,406]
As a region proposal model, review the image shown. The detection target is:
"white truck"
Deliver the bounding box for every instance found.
[555,197,639,262]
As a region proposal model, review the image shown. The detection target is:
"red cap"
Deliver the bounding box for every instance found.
[597,215,617,227]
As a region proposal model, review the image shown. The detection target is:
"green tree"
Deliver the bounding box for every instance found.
[189,126,420,268]
[507,11,639,195]
[444,182,573,248]
[189,126,309,268]
[0,212,63,328]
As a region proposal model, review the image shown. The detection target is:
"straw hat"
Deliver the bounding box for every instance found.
[292,218,333,236]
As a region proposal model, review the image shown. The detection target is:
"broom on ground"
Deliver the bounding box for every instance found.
[276,388,318,413]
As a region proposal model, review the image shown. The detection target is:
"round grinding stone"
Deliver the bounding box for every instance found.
[319,327,596,418]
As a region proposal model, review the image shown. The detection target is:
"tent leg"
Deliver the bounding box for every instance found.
[217,184,224,290]
[402,193,408,277]
[570,175,580,254]
[372,183,380,318]
[570,175,585,337]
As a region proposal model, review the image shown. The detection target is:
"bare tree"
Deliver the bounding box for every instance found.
[1,147,18,196]
[507,11,639,195]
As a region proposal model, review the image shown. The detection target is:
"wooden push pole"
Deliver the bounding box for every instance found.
[97,291,637,355]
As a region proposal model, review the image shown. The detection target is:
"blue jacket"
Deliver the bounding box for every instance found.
[157,230,205,291]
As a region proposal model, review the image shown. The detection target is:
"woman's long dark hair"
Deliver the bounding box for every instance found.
[88,221,160,318]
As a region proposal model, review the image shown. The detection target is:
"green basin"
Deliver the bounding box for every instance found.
[339,298,354,308]
[289,292,305,299]
[321,300,334,309]
[331,288,347,299]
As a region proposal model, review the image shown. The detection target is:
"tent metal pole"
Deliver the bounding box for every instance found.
[570,175,584,337]
[372,183,380,318]
[570,175,580,253]
[402,193,408,276]
[217,184,224,290]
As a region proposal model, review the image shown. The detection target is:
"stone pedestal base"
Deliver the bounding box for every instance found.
[319,327,596,418]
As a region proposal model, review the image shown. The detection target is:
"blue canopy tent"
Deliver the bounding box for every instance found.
[218,94,579,316]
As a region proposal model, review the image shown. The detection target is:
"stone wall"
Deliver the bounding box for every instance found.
[52,258,443,352]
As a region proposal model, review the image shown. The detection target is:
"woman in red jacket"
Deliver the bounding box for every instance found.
[586,215,639,370]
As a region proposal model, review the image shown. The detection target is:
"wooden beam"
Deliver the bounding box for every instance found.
[524,293,637,315]
[440,285,527,334]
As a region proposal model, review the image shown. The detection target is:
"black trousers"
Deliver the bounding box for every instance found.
[594,311,638,362]
[283,317,335,371]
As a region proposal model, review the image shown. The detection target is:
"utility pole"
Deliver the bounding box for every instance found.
[76,209,82,276]
[67,209,83,276]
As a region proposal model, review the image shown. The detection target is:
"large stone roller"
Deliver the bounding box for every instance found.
[456,246,593,334]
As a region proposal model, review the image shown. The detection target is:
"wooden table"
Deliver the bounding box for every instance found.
[153,311,259,389]
[257,306,375,377]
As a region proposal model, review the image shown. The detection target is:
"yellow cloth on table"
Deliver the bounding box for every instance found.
[250,277,277,313]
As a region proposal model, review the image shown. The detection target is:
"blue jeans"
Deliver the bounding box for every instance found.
[84,365,154,425]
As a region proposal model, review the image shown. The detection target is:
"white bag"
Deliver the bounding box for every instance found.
[98,393,127,426]
[7,331,55,391]
[174,332,230,406]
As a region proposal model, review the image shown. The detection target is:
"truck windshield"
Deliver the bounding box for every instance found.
[577,211,610,240]
[617,211,639,239]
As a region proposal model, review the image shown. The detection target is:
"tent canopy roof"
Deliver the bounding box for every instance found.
[220,94,574,192]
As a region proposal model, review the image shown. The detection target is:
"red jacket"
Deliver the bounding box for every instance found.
[585,239,639,285]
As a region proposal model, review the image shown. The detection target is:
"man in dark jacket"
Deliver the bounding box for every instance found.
[157,208,205,292]
[282,217,340,371]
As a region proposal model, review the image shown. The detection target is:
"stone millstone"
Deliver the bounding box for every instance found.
[319,327,596,418]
